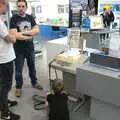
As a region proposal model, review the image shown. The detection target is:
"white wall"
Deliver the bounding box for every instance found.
[10,0,69,26]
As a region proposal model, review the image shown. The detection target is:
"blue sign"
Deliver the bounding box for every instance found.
[81,17,90,32]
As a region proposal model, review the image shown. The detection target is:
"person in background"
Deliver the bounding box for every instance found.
[100,8,107,40]
[101,7,114,39]
[46,79,69,120]
[101,7,114,28]
[10,0,43,98]
[101,8,107,27]
[108,6,115,29]
[105,7,114,38]
[0,0,20,119]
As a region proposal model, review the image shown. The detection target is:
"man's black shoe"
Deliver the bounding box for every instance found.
[8,99,18,107]
[1,110,20,120]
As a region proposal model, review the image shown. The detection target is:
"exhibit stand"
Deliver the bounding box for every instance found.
[45,28,116,63]
[76,64,120,120]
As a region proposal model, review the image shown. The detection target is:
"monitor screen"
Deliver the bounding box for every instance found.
[89,16,104,29]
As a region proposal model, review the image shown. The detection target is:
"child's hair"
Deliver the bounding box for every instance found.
[52,79,64,94]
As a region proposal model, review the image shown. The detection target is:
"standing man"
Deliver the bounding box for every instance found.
[0,0,20,119]
[10,0,43,97]
[108,6,114,29]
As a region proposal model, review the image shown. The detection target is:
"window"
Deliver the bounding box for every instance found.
[65,5,69,13]
[36,5,42,13]
[58,5,64,14]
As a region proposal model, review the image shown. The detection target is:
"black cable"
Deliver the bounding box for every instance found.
[48,51,64,88]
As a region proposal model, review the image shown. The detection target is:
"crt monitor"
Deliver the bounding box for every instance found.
[89,16,104,30]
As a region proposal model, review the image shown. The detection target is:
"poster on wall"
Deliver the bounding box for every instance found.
[69,0,88,28]
[98,0,120,28]
[70,0,88,10]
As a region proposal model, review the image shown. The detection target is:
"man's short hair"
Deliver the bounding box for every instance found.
[17,0,27,7]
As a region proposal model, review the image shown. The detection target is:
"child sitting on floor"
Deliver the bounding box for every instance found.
[46,79,69,120]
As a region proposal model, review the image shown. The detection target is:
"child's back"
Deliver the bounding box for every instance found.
[47,92,69,120]
[46,79,69,120]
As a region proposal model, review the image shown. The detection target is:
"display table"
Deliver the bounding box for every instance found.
[45,29,117,63]
[82,29,117,49]
[49,59,84,97]
[76,64,120,120]
[45,36,99,64]
[45,30,119,119]
[39,25,67,39]
[48,49,100,97]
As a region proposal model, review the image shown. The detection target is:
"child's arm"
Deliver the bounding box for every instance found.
[45,93,50,114]
[45,98,49,111]
[46,91,54,113]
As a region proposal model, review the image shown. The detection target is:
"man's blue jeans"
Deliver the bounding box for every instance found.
[14,42,37,89]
